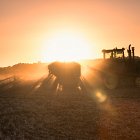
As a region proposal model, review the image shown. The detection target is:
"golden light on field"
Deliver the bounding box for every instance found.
[41,30,92,62]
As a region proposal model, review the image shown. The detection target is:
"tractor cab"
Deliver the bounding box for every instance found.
[102,47,125,60]
[102,44,135,62]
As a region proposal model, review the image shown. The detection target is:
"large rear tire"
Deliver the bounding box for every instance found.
[104,74,119,89]
[135,77,140,87]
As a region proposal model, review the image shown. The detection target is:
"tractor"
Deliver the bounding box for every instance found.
[99,44,140,89]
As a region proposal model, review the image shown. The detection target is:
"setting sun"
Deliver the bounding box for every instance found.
[41,30,92,62]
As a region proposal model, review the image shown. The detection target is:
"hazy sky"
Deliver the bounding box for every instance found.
[0,0,140,66]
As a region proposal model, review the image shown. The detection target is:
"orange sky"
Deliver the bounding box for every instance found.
[0,0,140,66]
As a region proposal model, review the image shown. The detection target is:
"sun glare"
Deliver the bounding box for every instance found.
[41,31,92,62]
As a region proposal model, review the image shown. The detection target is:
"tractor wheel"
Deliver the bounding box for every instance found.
[135,77,140,87]
[104,74,119,89]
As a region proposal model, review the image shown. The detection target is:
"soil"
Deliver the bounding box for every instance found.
[0,79,140,140]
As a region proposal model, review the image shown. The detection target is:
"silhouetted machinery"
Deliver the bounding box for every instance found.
[48,62,81,89]
[100,44,140,89]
